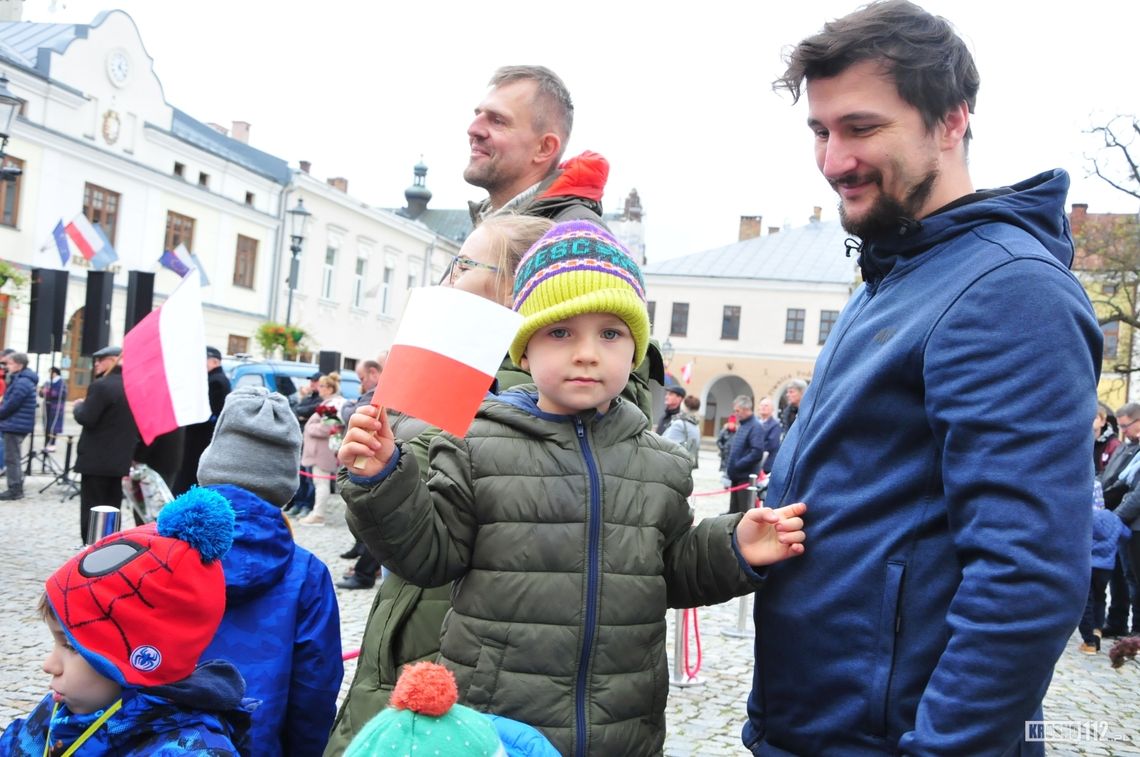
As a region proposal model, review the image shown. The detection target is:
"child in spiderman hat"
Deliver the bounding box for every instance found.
[0,488,255,756]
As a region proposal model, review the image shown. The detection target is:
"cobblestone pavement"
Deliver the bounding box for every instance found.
[0,442,1137,754]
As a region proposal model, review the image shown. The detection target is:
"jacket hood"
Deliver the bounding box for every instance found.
[858,169,1074,283]
[206,484,295,602]
[490,387,648,442]
[538,150,609,202]
[11,368,39,385]
[140,659,249,711]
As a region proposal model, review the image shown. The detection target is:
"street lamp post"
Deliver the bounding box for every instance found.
[661,338,675,367]
[284,197,311,328]
[0,73,23,182]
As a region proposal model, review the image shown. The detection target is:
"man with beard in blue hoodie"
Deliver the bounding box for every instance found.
[743,2,1101,755]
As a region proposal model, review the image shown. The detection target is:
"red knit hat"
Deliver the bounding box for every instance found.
[44,487,235,687]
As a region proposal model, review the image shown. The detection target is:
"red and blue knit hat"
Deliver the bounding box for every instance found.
[509,220,649,367]
[44,487,235,687]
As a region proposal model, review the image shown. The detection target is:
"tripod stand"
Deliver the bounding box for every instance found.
[39,434,79,500]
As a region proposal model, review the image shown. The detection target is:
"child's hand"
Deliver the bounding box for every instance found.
[336,405,396,477]
[735,502,807,566]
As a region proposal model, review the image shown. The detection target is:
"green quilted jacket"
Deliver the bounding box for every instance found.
[338,389,760,756]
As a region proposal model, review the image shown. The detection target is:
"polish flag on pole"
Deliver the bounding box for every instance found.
[374,286,522,437]
[64,213,104,261]
[122,274,212,444]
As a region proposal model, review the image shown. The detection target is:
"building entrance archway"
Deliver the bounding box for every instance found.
[703,373,753,437]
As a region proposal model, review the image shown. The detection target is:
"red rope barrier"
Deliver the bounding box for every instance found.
[343,648,360,661]
[691,481,751,497]
[296,469,335,481]
[680,608,702,680]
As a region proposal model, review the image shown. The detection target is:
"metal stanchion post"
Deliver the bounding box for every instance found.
[722,474,760,638]
[86,505,120,545]
[669,608,704,688]
[722,592,753,638]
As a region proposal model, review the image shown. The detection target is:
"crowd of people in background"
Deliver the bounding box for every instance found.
[1,2,1136,753]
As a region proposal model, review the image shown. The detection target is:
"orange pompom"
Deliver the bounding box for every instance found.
[389,662,458,717]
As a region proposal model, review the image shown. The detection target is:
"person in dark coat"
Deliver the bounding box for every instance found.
[0,352,38,500]
[39,366,67,450]
[133,427,186,491]
[73,346,139,541]
[173,346,231,495]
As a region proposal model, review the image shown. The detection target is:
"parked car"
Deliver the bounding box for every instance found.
[230,359,360,405]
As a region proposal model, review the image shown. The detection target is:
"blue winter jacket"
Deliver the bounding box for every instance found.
[743,170,1101,756]
[201,484,342,757]
[0,660,252,755]
[1091,508,1129,570]
[727,415,772,484]
[0,368,39,434]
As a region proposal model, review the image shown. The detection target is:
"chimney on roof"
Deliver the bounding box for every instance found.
[811,206,822,223]
[1070,203,1088,222]
[0,1,23,21]
[768,226,781,235]
[299,161,311,174]
[207,122,228,136]
[231,121,250,144]
[739,215,762,241]
[328,177,348,193]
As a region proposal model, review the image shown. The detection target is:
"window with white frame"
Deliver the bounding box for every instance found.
[352,252,367,308]
[321,245,337,300]
[380,264,395,315]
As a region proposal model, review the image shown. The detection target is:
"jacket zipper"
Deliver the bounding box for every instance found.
[773,290,874,506]
[573,415,602,757]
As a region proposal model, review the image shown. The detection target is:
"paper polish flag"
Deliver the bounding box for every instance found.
[122,274,212,445]
[375,286,522,437]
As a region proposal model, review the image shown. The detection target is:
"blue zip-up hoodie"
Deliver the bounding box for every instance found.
[201,484,342,757]
[0,367,39,434]
[0,660,252,755]
[743,170,1101,756]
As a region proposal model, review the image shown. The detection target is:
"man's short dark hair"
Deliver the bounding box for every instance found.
[774,0,979,140]
[490,65,574,146]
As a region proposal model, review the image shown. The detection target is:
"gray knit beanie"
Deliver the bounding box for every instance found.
[198,386,301,506]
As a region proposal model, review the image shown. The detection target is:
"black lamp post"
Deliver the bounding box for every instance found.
[661,338,675,367]
[284,197,311,328]
[0,73,22,182]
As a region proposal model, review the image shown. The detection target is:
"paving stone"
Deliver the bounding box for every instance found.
[0,445,1137,755]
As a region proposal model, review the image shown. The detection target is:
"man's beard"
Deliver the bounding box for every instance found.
[836,167,938,240]
[463,153,498,191]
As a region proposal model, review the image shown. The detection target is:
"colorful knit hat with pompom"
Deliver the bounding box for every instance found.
[509,220,650,368]
[345,662,506,757]
[44,487,235,687]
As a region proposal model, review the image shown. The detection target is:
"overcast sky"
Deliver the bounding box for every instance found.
[20,0,1140,261]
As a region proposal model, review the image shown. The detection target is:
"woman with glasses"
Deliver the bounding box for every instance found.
[327,213,555,754]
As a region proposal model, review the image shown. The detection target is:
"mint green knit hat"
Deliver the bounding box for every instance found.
[345,662,506,757]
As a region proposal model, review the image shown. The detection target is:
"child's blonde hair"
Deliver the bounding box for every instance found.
[476,215,555,305]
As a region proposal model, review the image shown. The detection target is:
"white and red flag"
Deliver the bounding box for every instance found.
[374,286,522,437]
[122,274,211,444]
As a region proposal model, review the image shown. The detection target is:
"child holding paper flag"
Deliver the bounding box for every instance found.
[337,221,808,757]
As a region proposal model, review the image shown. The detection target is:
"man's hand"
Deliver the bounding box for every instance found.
[736,502,807,566]
[336,404,396,477]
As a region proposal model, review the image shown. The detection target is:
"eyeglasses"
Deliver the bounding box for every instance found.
[439,255,499,286]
